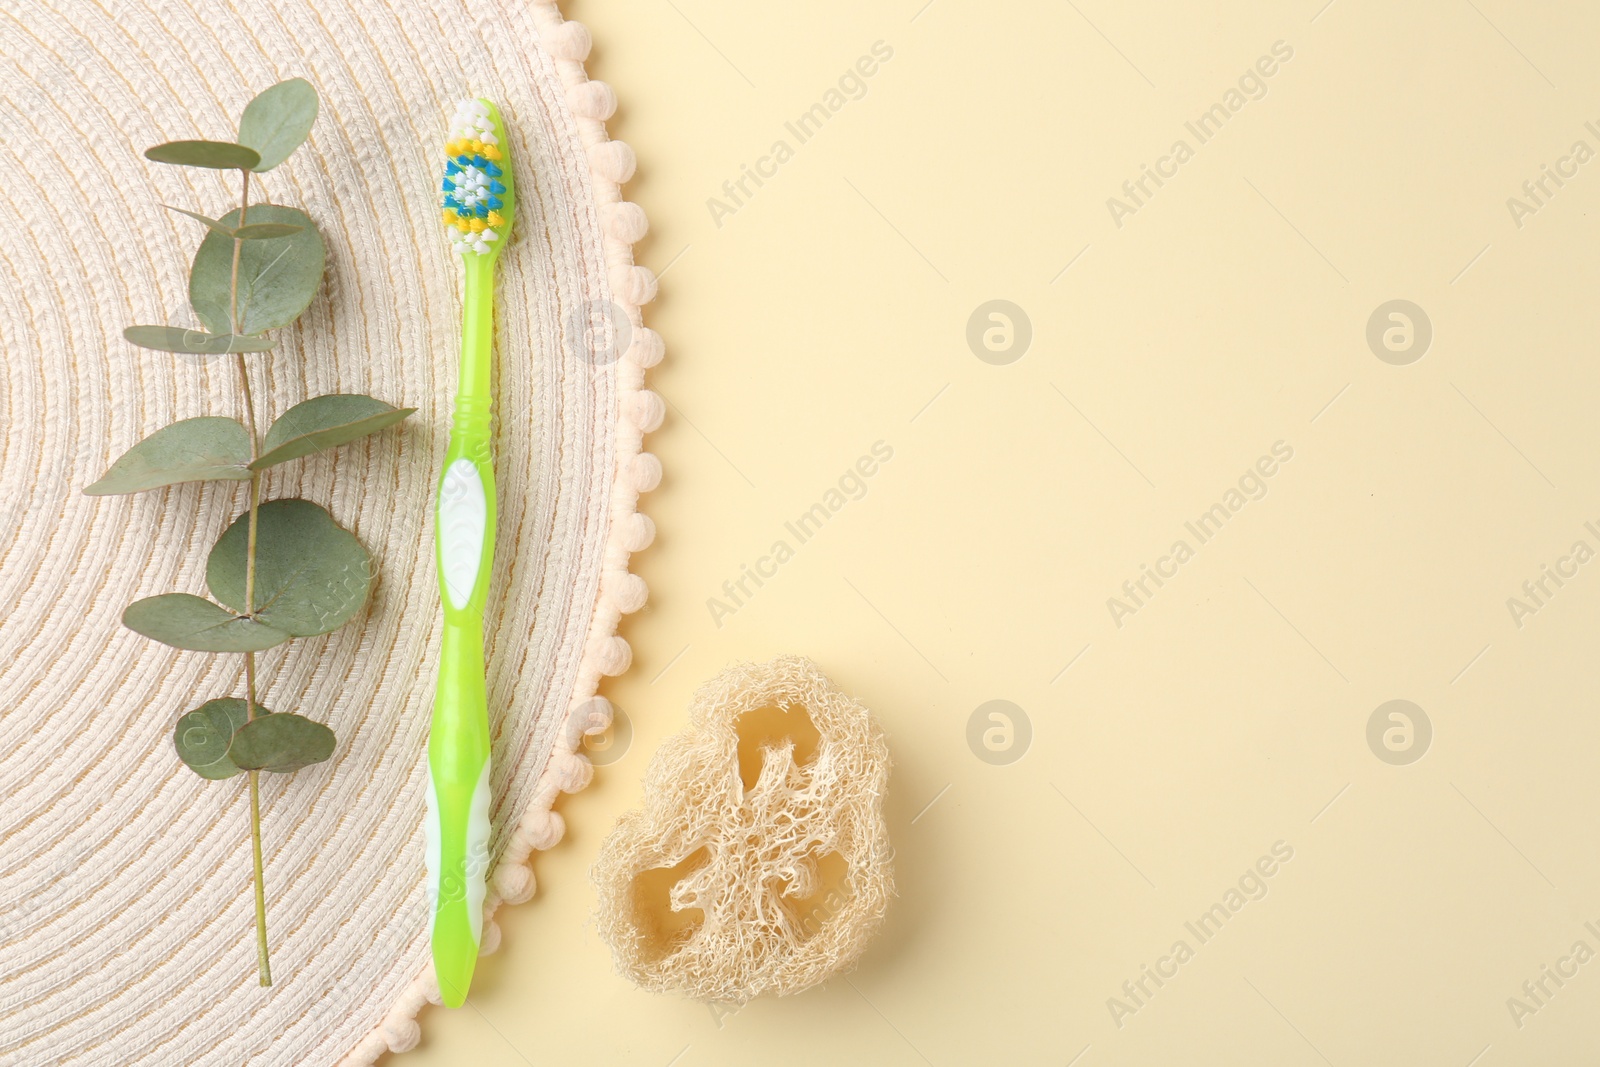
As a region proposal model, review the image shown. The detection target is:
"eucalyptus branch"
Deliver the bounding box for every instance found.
[83,78,416,987]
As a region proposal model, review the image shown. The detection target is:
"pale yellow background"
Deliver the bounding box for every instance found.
[400,1,1600,1063]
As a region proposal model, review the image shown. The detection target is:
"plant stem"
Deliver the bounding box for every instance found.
[231,166,271,988]
[244,652,269,986]
[231,169,250,334]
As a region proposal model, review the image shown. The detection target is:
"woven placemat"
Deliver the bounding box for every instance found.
[0,1,662,1062]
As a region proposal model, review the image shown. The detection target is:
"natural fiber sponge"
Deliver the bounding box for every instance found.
[593,656,893,1002]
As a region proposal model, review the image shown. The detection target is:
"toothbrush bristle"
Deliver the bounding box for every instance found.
[441,98,512,257]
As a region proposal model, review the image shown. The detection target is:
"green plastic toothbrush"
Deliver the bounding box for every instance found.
[428,97,515,1008]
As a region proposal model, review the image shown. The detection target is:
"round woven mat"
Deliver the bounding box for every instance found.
[0,2,660,1063]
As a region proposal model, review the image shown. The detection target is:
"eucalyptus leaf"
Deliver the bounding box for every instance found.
[85,416,251,495]
[145,140,261,170]
[252,395,416,470]
[236,78,319,172]
[163,204,236,238]
[124,325,274,355]
[233,223,304,240]
[227,712,335,773]
[123,593,290,652]
[163,205,303,241]
[189,206,325,336]
[174,698,276,780]
[207,499,372,637]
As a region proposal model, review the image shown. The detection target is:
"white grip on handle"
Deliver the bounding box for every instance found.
[423,759,493,945]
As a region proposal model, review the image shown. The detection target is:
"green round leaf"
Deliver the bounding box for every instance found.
[252,395,416,470]
[207,499,372,637]
[189,206,325,336]
[85,416,250,495]
[123,325,274,355]
[174,698,275,780]
[226,712,335,773]
[237,78,319,172]
[123,593,290,652]
[145,140,261,170]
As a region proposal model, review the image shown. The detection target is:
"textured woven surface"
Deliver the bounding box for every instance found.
[0,1,661,1063]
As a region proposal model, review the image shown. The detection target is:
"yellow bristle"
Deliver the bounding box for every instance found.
[483,145,502,162]
[470,140,484,154]
[441,210,454,227]
[470,218,486,232]
[487,211,504,227]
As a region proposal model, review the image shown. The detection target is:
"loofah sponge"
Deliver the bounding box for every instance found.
[593,656,894,1002]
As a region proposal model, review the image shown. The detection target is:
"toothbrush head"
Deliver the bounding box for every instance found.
[441,98,515,259]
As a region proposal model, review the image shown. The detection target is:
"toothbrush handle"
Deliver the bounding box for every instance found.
[428,601,491,1008]
[429,258,498,1008]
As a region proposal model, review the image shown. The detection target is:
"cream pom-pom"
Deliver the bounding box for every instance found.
[494,862,536,904]
[612,572,649,614]
[574,694,615,734]
[626,390,665,433]
[588,140,637,184]
[543,19,592,60]
[627,326,665,368]
[524,808,566,851]
[593,634,632,676]
[381,1015,421,1053]
[555,751,595,793]
[570,80,619,121]
[627,453,662,493]
[611,264,658,307]
[621,512,656,552]
[601,200,649,243]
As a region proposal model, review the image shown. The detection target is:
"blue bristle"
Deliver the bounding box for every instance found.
[456,154,472,166]
[472,155,486,167]
[489,181,505,194]
[444,197,459,212]
[484,163,502,177]
[446,160,460,174]
[486,197,502,211]
[441,178,453,192]
[476,204,488,218]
